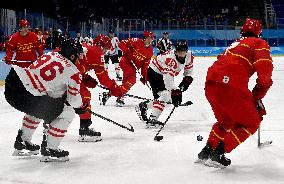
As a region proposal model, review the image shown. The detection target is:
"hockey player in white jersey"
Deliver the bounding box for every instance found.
[4,40,87,162]
[136,40,193,127]
[104,30,122,81]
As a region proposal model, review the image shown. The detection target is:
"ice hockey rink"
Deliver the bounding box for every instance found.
[0,56,284,184]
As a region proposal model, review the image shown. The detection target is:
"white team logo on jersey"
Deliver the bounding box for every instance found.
[223,76,230,83]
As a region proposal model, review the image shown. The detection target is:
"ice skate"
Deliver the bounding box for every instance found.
[146,116,164,129]
[40,146,69,162]
[12,129,40,156]
[116,74,122,81]
[204,142,231,168]
[78,128,102,142]
[99,91,111,105]
[195,144,212,164]
[116,97,125,107]
[135,101,148,122]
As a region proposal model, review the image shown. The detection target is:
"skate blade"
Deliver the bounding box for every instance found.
[78,136,102,142]
[204,159,227,169]
[116,103,124,107]
[98,93,105,105]
[145,124,163,129]
[40,156,69,162]
[194,158,207,164]
[12,149,39,156]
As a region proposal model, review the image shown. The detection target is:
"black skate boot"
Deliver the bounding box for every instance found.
[99,91,111,105]
[205,142,231,168]
[78,119,102,142]
[116,74,122,81]
[195,143,212,164]
[146,116,164,129]
[116,97,125,107]
[40,146,69,162]
[135,101,148,122]
[12,129,40,156]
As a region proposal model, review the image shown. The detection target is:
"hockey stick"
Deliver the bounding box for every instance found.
[125,93,193,106]
[88,110,134,132]
[1,60,33,64]
[97,84,193,106]
[257,125,272,148]
[130,60,152,90]
[154,106,176,141]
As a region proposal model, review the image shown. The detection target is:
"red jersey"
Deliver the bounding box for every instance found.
[206,37,273,99]
[119,38,153,77]
[5,31,43,67]
[76,43,115,89]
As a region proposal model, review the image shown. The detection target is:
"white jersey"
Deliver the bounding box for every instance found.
[75,36,84,44]
[84,36,93,44]
[13,51,83,108]
[106,37,120,56]
[150,50,194,91]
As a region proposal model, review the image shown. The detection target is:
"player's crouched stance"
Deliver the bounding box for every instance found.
[4,40,87,162]
[196,18,273,168]
[136,40,193,128]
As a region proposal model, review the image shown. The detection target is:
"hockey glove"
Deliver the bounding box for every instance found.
[256,99,266,119]
[171,89,182,107]
[74,103,88,115]
[82,74,98,88]
[178,76,193,92]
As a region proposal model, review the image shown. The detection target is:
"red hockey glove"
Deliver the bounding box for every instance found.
[82,74,98,88]
[256,99,266,119]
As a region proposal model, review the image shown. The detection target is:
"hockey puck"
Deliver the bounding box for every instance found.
[197,135,203,141]
[154,135,163,141]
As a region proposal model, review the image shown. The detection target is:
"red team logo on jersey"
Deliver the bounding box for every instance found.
[165,58,177,69]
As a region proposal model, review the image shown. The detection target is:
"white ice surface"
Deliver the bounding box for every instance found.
[0,57,284,184]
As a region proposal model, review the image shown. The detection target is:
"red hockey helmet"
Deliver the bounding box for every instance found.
[241,18,262,37]
[93,34,112,50]
[143,31,154,39]
[19,19,30,27]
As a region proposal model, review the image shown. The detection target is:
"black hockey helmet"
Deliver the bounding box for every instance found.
[175,40,188,52]
[59,39,83,63]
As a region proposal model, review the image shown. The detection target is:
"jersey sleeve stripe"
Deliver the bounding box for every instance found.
[253,58,273,64]
[227,50,252,66]
[255,48,270,51]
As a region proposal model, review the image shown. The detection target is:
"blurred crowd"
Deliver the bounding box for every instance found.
[0,27,93,51]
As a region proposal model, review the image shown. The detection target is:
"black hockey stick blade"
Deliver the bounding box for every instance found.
[180,100,193,106]
[88,110,134,132]
[258,140,273,148]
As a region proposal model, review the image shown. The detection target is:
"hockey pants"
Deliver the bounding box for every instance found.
[205,81,261,153]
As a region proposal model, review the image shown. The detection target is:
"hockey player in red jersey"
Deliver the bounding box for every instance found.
[75,34,122,141]
[5,40,86,162]
[101,31,154,106]
[4,19,43,67]
[135,40,193,127]
[197,18,273,168]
